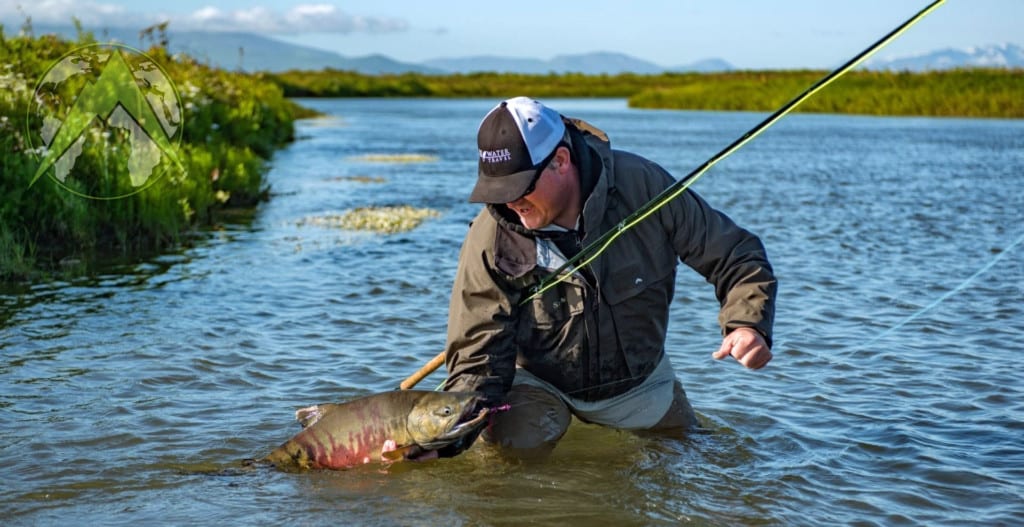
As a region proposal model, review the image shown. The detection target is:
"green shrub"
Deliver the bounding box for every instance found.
[0,24,312,279]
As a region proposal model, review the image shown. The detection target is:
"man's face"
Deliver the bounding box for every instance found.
[504,148,573,230]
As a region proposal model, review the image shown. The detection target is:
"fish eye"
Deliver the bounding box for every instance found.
[437,406,453,417]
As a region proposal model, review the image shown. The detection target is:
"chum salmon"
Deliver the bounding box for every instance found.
[264,390,488,470]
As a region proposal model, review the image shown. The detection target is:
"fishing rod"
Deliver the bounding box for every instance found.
[522,0,947,303]
[399,0,946,390]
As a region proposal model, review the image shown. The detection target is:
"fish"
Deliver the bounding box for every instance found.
[263,390,489,470]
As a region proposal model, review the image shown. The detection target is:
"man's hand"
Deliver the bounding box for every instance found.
[712,327,772,369]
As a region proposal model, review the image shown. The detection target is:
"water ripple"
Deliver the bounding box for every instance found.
[2,101,1024,525]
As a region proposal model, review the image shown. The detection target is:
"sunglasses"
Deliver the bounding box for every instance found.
[514,143,565,202]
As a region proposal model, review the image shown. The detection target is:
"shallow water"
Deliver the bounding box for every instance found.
[3,98,1023,526]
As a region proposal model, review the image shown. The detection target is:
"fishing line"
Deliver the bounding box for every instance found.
[857,229,1024,348]
[464,223,1022,404]
[523,0,947,304]
[440,232,1024,403]
[414,0,947,392]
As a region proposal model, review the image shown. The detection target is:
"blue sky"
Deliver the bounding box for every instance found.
[3,0,1021,68]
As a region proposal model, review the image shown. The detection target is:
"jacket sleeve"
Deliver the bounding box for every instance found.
[442,219,521,403]
[663,185,777,346]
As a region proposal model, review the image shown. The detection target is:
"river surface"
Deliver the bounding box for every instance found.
[3,98,1023,526]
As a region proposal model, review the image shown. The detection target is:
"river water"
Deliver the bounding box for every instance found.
[3,98,1023,526]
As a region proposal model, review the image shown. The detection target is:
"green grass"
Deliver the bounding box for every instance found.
[628,69,1024,118]
[269,70,663,98]
[270,68,1024,119]
[0,25,314,279]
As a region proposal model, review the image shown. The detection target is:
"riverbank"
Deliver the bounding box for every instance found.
[268,68,1024,119]
[0,28,316,279]
[629,69,1024,118]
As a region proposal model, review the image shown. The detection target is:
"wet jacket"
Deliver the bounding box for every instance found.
[444,118,776,404]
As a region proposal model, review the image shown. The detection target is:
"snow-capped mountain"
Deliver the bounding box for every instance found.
[865,43,1024,71]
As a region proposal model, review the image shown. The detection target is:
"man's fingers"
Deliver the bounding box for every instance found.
[712,339,732,360]
[741,348,772,369]
[714,329,773,369]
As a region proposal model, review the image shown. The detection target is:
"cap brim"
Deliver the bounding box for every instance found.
[468,168,536,204]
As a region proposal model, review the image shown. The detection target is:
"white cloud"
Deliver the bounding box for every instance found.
[0,1,408,34]
[181,4,408,33]
[0,0,129,27]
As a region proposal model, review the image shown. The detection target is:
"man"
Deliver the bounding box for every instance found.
[443,97,776,451]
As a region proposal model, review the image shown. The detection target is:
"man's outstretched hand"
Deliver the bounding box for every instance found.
[713,327,772,369]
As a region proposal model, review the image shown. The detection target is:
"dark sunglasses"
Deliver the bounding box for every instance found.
[514,143,565,202]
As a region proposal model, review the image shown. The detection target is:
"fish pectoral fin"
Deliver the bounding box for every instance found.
[381,444,422,462]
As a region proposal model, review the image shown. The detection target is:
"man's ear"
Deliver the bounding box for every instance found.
[553,146,571,170]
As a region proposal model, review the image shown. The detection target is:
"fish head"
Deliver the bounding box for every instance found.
[406,391,489,451]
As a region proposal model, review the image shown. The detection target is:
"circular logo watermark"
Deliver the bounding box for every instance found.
[24,42,185,200]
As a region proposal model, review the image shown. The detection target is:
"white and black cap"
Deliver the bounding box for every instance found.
[470,96,566,204]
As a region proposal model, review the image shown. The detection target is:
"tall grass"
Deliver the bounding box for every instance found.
[629,69,1024,118]
[269,68,1024,119]
[269,70,661,98]
[0,25,314,279]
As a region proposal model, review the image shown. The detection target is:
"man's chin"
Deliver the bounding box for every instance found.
[518,215,548,230]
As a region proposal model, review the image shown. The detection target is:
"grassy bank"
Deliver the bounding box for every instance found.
[629,69,1024,118]
[269,70,657,98]
[0,26,315,279]
[269,68,1024,119]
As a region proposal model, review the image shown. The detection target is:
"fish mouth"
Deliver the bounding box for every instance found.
[420,401,489,449]
[447,407,489,438]
[443,405,489,441]
[413,392,493,452]
[413,405,489,456]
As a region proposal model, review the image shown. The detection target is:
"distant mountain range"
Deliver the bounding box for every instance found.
[37,25,444,74]
[864,43,1024,71]
[33,26,1023,75]
[34,25,734,74]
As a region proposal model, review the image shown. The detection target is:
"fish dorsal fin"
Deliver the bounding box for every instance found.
[294,405,324,428]
[295,403,346,428]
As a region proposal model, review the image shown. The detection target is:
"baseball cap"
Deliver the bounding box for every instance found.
[469,97,566,204]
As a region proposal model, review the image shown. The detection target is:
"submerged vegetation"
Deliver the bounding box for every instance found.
[298,206,441,234]
[270,68,1024,119]
[0,24,315,278]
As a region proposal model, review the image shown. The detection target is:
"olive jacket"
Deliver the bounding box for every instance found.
[444,118,776,403]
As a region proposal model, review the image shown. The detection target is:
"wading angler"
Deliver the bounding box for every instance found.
[441,96,777,451]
